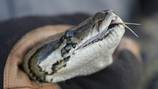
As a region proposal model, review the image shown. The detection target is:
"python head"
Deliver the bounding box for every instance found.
[22,10,125,83]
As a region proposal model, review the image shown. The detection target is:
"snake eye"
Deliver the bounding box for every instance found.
[65,30,76,38]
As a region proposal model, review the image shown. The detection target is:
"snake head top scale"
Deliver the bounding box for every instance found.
[22,10,126,83]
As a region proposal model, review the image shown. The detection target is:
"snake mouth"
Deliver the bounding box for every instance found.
[75,22,122,50]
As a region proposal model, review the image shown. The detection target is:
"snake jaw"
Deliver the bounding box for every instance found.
[75,11,124,50]
[22,10,125,83]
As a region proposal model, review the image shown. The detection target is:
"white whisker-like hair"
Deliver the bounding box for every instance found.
[118,22,140,38]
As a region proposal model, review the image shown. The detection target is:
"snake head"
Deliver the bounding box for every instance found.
[22,10,125,83]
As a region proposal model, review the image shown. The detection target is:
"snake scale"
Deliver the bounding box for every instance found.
[22,10,135,83]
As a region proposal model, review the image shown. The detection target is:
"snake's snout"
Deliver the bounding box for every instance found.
[93,10,114,23]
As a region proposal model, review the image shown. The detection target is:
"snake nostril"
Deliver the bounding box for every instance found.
[94,10,114,23]
[93,12,105,22]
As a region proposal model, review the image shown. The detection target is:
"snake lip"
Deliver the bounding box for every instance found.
[75,21,122,50]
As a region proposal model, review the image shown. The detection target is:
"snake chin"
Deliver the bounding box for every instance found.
[41,24,125,83]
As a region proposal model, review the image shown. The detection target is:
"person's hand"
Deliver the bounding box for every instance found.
[4,25,71,89]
